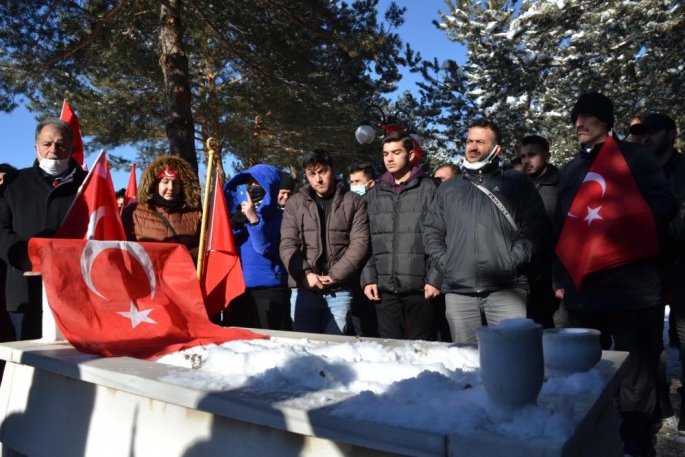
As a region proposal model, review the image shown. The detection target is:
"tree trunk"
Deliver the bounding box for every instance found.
[159,0,198,176]
[249,114,263,167]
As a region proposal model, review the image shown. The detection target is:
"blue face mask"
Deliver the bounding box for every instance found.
[351,183,367,196]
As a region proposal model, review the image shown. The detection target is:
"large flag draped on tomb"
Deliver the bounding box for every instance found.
[555,135,658,289]
[29,238,266,359]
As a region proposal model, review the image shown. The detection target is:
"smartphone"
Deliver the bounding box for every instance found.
[236,184,249,204]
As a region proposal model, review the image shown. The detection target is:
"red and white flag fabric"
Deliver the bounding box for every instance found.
[56,150,126,241]
[60,100,84,166]
[28,238,266,359]
[124,163,138,208]
[555,135,659,289]
[200,171,245,318]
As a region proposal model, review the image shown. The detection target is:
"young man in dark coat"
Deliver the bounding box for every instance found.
[518,135,561,329]
[554,94,677,457]
[361,131,441,340]
[423,118,551,345]
[0,118,87,340]
[280,150,369,335]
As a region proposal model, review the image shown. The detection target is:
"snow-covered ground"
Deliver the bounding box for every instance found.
[157,325,609,443]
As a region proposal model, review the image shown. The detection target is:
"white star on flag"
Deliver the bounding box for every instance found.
[117,302,157,329]
[584,206,603,226]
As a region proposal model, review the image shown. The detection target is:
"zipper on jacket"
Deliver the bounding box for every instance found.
[475,183,481,293]
[325,199,334,275]
[391,191,401,289]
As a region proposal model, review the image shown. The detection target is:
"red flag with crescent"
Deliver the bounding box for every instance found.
[60,100,84,165]
[28,239,266,359]
[200,171,245,317]
[555,135,659,289]
[56,151,126,241]
[124,163,138,208]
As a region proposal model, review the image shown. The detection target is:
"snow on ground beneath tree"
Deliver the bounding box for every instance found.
[156,336,608,442]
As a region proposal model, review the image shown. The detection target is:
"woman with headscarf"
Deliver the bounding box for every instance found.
[224,164,290,330]
[122,156,202,260]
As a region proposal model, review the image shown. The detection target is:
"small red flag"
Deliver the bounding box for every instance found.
[124,163,138,207]
[28,239,266,359]
[60,100,84,165]
[56,151,126,241]
[200,171,245,317]
[555,135,659,289]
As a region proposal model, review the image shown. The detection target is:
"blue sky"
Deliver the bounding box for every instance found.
[0,0,463,189]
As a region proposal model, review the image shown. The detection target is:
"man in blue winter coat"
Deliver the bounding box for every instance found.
[224,164,291,330]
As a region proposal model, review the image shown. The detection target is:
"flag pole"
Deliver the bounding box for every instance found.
[197,138,218,280]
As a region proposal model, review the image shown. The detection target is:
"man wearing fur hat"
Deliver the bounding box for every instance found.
[554,93,677,456]
[0,118,87,340]
[122,156,202,259]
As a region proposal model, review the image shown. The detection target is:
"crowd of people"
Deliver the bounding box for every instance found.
[0,92,683,456]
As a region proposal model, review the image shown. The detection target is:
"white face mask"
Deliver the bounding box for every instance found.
[461,144,499,171]
[350,183,367,196]
[37,154,70,176]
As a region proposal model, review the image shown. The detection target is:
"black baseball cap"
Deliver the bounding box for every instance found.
[629,113,677,135]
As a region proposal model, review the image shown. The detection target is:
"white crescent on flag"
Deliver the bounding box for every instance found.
[80,240,156,300]
[582,172,607,197]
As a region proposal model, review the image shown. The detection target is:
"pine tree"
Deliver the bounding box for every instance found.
[414,0,685,164]
[0,0,408,176]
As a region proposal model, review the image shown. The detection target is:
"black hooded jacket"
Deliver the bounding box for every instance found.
[423,159,552,294]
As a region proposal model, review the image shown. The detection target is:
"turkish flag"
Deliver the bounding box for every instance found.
[555,135,659,289]
[28,238,266,359]
[56,151,126,241]
[200,171,245,317]
[60,100,84,166]
[124,163,138,208]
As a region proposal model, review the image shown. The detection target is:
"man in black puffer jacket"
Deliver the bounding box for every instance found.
[361,131,441,340]
[423,118,551,345]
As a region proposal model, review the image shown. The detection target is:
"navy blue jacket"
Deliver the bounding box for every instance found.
[224,165,287,289]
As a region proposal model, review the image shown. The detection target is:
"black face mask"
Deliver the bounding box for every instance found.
[153,192,183,209]
[249,184,266,206]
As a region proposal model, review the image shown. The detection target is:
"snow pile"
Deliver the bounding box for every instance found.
[157,337,608,441]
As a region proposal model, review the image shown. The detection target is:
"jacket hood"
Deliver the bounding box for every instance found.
[380,166,425,186]
[224,164,281,219]
[138,155,201,210]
